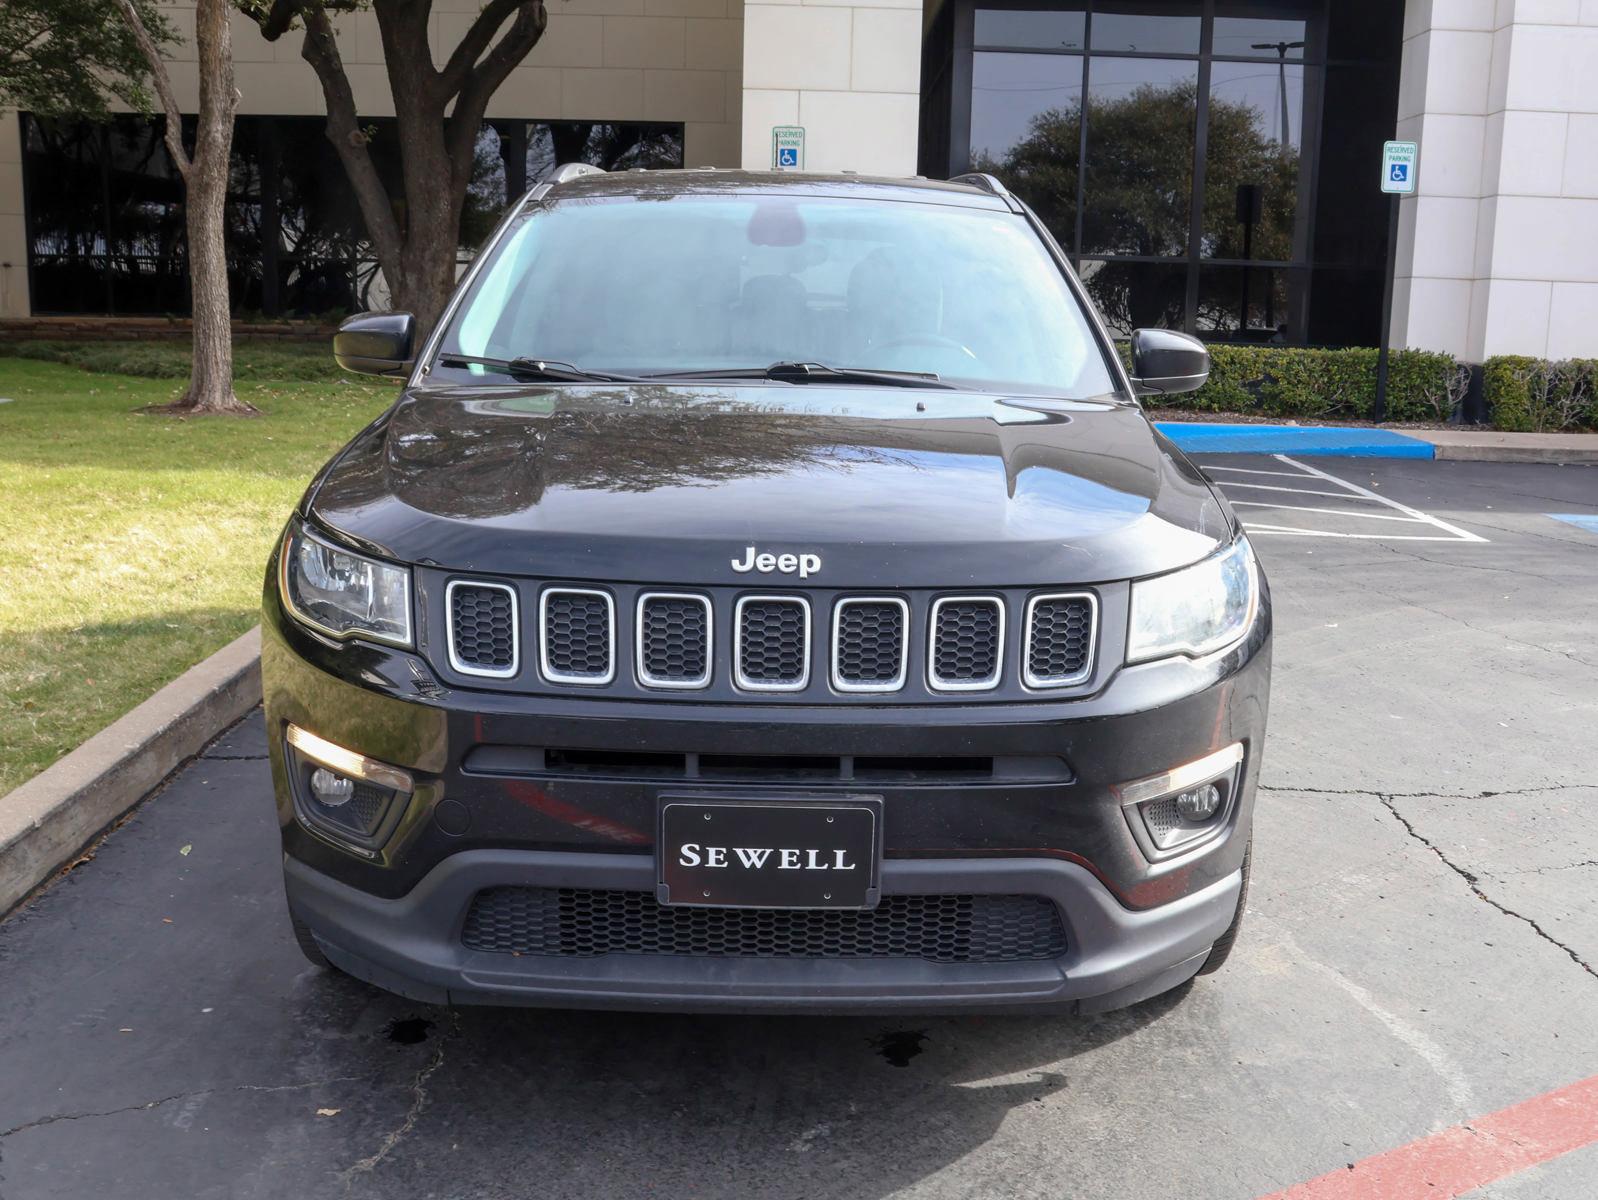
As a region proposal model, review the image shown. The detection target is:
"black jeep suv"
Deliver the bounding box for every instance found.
[264,166,1269,1014]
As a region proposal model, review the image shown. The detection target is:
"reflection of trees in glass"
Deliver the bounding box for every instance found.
[979,77,1301,334]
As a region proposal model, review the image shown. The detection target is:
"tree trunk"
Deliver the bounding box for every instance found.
[117,0,252,415]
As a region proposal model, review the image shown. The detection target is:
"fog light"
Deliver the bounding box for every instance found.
[309,767,355,807]
[1175,783,1222,821]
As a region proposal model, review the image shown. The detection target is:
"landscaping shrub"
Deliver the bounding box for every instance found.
[1135,343,1471,423]
[0,339,353,382]
[1482,355,1598,432]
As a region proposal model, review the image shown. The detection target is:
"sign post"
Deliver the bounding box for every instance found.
[1375,140,1418,422]
[771,126,805,171]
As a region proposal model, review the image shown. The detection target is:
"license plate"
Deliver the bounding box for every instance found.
[657,798,881,909]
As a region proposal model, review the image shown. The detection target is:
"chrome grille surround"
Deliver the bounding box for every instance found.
[444,579,520,679]
[927,595,1005,692]
[830,596,910,693]
[733,595,811,692]
[539,587,616,685]
[1022,592,1099,689]
[635,591,713,690]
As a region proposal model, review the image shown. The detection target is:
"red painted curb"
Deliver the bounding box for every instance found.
[1258,1074,1598,1199]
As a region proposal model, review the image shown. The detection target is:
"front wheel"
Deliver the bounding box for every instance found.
[1196,842,1250,975]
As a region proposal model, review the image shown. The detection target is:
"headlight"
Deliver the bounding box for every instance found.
[1127,536,1257,664]
[280,523,412,647]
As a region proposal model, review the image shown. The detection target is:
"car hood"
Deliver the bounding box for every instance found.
[305,383,1232,586]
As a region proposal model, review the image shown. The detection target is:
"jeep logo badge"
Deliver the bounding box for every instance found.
[730,545,821,579]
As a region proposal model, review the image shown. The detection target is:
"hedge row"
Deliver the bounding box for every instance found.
[1482,356,1598,433]
[1133,344,1472,424]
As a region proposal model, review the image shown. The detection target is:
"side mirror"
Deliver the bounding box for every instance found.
[1129,328,1210,395]
[334,312,416,377]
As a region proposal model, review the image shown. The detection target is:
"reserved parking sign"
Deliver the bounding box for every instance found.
[1382,140,1418,194]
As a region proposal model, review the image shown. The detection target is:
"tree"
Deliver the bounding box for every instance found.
[243,0,552,339]
[116,0,253,414]
[0,0,171,117]
[980,81,1303,335]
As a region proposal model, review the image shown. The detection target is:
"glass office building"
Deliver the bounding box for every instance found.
[920,0,1406,346]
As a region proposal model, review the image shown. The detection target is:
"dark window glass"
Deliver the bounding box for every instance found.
[970,51,1083,249]
[974,6,1086,51]
[1078,258,1186,335]
[1090,3,1202,54]
[1196,264,1303,342]
[1213,0,1318,60]
[1081,56,1197,256]
[1203,60,1305,262]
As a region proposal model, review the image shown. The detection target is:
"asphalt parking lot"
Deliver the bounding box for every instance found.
[2,457,1596,1200]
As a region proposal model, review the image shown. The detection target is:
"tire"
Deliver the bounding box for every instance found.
[289,910,333,970]
[1197,841,1250,976]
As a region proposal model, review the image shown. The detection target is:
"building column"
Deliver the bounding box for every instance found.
[0,113,30,319]
[1394,0,1598,360]
[740,0,923,175]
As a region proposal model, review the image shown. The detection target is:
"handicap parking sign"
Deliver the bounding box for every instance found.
[772,126,805,172]
[1381,141,1418,194]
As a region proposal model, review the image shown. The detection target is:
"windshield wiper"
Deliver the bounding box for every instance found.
[436,353,640,383]
[644,361,957,389]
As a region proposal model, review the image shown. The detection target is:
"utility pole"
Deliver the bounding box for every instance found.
[1252,40,1306,147]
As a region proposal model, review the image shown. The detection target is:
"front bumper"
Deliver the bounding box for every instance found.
[286,850,1241,1014]
[263,570,1269,1013]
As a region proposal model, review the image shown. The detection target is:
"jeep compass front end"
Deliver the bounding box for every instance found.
[264,166,1270,1015]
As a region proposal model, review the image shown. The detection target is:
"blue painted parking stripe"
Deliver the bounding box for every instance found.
[1156,422,1435,458]
[1547,513,1598,534]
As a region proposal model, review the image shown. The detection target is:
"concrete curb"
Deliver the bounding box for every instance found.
[0,626,263,917]
[1418,430,1598,465]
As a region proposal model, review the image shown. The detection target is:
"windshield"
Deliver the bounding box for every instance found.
[440,193,1118,397]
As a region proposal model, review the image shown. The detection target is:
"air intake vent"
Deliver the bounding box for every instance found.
[540,588,614,684]
[445,580,518,677]
[462,888,1068,963]
[637,593,712,689]
[734,596,810,691]
[832,597,908,692]
[928,596,1003,691]
[1024,593,1096,687]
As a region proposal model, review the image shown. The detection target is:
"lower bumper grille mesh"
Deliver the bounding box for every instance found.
[461,887,1067,963]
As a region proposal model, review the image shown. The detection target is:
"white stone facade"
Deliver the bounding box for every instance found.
[1393,0,1598,359]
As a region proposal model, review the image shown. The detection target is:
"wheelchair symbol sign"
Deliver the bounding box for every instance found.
[1381,141,1418,194]
[772,126,805,171]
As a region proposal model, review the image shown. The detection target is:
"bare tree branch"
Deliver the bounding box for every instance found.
[113,0,191,177]
[447,2,546,186]
[293,3,405,277]
[437,0,521,95]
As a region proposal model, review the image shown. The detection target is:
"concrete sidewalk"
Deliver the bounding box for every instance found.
[1413,428,1598,464]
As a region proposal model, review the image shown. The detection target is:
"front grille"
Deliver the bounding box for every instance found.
[462,888,1068,963]
[929,597,1003,690]
[637,593,711,688]
[446,581,518,677]
[1024,594,1096,687]
[541,588,614,684]
[735,596,809,690]
[832,597,908,691]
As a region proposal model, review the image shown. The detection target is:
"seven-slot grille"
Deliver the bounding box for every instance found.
[461,887,1069,963]
[444,581,518,677]
[1024,593,1097,687]
[832,597,909,691]
[442,585,1097,694]
[735,596,810,691]
[928,597,1004,691]
[637,593,712,688]
[540,588,615,684]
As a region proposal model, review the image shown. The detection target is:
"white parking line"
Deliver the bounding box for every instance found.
[1206,455,1489,543]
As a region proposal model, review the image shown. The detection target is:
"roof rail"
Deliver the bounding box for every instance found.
[949,172,1010,198]
[543,162,607,185]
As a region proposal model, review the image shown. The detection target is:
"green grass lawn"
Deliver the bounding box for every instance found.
[0,346,394,798]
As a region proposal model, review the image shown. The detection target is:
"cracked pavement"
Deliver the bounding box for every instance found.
[1,458,1596,1199]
